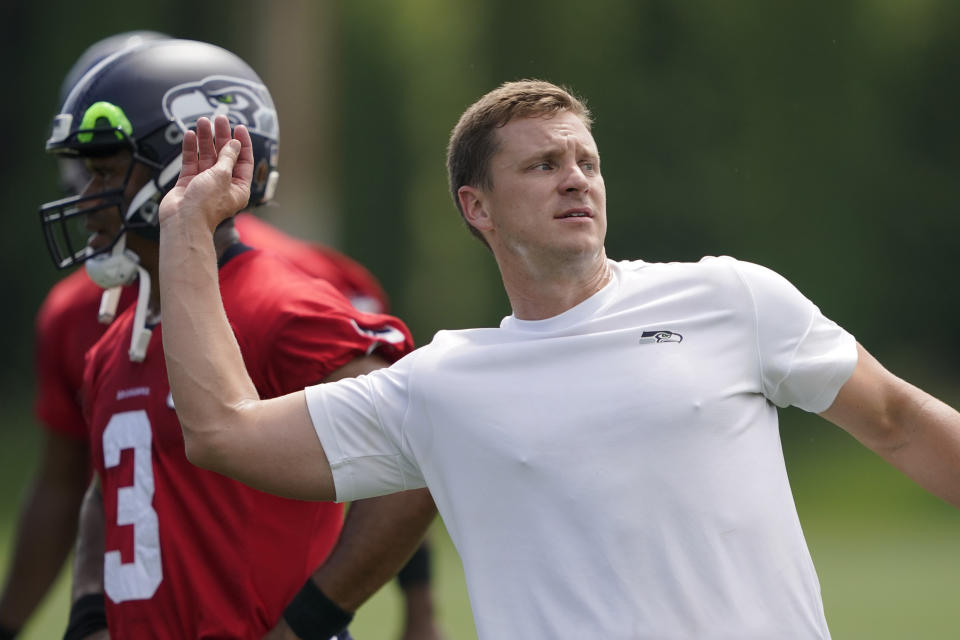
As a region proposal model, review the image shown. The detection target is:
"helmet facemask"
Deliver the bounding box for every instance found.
[39,117,172,271]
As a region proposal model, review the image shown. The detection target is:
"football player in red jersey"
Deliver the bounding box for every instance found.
[0,34,161,639]
[4,37,442,640]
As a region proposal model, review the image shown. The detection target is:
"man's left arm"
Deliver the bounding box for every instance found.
[820,342,960,509]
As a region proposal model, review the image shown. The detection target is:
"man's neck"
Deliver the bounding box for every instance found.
[500,251,611,321]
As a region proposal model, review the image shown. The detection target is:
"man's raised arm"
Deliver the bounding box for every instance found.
[157,115,335,501]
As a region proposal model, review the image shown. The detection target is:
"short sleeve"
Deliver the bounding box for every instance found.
[260,299,411,395]
[731,259,857,413]
[304,354,425,502]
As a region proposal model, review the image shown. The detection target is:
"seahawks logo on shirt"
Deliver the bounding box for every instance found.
[639,330,683,344]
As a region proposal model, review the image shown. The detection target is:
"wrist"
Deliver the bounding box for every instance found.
[283,579,353,640]
[159,206,216,237]
[62,593,106,640]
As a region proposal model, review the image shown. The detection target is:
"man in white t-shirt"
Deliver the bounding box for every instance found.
[156,81,960,640]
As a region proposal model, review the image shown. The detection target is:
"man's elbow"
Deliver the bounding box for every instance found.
[181,422,232,472]
[179,398,258,472]
[182,431,213,470]
[864,413,911,458]
[824,358,917,458]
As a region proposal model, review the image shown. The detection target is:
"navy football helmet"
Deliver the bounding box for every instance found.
[55,31,171,197]
[39,38,279,272]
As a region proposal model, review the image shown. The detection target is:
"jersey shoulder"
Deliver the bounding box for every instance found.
[36,270,103,334]
[234,213,389,311]
[219,249,413,393]
[36,270,138,341]
[219,247,356,315]
[614,255,763,301]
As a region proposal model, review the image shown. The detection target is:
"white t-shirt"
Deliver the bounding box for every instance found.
[305,257,857,639]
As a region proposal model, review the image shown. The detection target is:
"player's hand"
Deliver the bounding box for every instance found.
[158,114,253,231]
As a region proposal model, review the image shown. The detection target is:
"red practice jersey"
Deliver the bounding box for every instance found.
[82,247,413,638]
[34,213,388,439]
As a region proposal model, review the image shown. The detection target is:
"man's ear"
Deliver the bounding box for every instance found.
[458,185,493,232]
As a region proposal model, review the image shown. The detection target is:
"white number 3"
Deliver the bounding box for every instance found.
[102,410,163,602]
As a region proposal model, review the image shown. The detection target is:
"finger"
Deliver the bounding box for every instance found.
[216,138,242,175]
[180,129,199,181]
[195,117,217,172]
[231,124,255,183]
[220,138,252,209]
[213,114,232,154]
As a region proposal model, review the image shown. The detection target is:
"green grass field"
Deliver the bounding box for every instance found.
[2,404,958,638]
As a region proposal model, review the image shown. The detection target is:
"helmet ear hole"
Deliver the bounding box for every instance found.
[263,170,279,203]
[164,123,184,146]
[139,200,159,225]
[253,159,269,192]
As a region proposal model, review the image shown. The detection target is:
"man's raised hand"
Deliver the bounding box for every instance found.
[158,115,254,231]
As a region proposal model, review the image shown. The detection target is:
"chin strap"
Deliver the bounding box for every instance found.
[128,266,154,362]
[88,234,138,325]
[85,233,140,289]
[98,287,122,324]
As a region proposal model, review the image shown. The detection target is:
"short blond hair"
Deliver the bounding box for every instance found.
[446,80,592,244]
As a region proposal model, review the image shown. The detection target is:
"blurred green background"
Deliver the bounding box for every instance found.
[1,0,959,637]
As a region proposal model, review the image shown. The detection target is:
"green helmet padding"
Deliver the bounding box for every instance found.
[77,101,133,143]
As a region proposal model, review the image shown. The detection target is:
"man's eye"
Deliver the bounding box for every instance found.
[532,162,552,170]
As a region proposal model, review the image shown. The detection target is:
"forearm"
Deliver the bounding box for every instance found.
[158,119,334,501]
[314,489,438,610]
[267,490,437,640]
[822,344,960,509]
[879,385,960,509]
[71,480,105,602]
[0,432,90,629]
[158,214,259,466]
[0,479,84,628]
[65,485,109,640]
[396,540,447,640]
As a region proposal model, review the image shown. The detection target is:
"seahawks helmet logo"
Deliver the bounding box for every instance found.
[161,75,278,140]
[639,330,683,344]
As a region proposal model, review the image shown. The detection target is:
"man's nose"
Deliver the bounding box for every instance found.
[80,173,101,198]
[560,162,589,193]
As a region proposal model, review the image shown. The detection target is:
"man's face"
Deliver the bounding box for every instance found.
[470,111,606,267]
[81,149,151,256]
